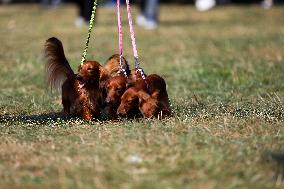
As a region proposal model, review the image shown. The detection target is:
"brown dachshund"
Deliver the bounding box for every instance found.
[137,74,171,119]
[117,74,170,119]
[116,72,148,118]
[102,54,132,119]
[44,37,107,120]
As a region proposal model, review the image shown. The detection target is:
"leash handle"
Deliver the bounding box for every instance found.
[117,0,128,77]
[81,0,98,65]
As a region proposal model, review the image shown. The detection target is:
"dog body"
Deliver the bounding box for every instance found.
[44,37,104,120]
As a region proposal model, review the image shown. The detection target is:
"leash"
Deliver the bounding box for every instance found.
[117,0,128,78]
[125,0,147,81]
[80,0,98,65]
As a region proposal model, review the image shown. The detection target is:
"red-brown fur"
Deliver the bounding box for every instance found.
[117,74,170,119]
[138,74,171,118]
[104,54,130,77]
[116,72,148,118]
[44,37,106,120]
[103,54,131,119]
[116,86,143,118]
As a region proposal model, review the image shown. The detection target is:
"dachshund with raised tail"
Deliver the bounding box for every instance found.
[44,37,108,120]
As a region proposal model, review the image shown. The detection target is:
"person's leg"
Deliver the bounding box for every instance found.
[75,0,86,27]
[83,0,93,23]
[136,0,158,29]
[41,0,50,6]
[140,0,146,14]
[144,0,158,22]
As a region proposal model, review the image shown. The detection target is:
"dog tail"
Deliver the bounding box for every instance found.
[44,37,74,92]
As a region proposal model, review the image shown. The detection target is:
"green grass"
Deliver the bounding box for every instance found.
[0,4,284,189]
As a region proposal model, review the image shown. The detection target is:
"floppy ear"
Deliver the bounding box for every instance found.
[99,66,109,80]
[98,66,109,90]
[78,64,82,72]
[138,90,151,103]
[99,66,110,89]
[151,91,159,99]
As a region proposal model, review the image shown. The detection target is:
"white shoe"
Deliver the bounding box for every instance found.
[261,0,273,9]
[136,14,157,30]
[75,17,87,28]
[195,0,216,11]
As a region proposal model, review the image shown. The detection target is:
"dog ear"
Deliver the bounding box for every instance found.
[138,90,151,103]
[99,66,109,81]
[151,91,159,99]
[78,64,82,72]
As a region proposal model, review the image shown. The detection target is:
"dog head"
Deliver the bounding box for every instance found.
[137,90,159,118]
[105,54,130,76]
[138,90,171,118]
[106,75,127,106]
[77,60,101,89]
[117,87,140,117]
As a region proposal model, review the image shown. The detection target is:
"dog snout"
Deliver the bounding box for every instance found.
[76,74,84,81]
[106,97,111,104]
[117,108,126,117]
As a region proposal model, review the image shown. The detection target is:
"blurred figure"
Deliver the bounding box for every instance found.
[136,0,159,30]
[41,0,63,7]
[262,0,273,9]
[75,0,93,27]
[195,0,216,11]
[103,0,117,7]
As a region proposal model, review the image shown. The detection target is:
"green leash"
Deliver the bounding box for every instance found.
[80,0,99,65]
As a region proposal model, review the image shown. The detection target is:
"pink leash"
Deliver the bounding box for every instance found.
[116,0,128,77]
[125,0,147,80]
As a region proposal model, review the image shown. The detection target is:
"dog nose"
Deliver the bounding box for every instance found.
[106,97,111,104]
[76,74,83,81]
[117,110,126,117]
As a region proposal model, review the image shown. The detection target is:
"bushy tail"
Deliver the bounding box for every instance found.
[44,37,74,92]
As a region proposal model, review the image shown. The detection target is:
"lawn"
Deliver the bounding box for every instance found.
[0,3,283,189]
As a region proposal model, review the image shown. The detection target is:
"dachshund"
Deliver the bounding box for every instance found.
[117,74,170,119]
[44,37,107,120]
[137,74,171,119]
[103,54,132,119]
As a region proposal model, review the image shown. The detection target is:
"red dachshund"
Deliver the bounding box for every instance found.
[103,54,132,119]
[44,37,107,120]
[117,74,170,119]
[137,74,171,119]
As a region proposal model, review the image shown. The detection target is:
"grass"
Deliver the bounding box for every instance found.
[0,4,284,189]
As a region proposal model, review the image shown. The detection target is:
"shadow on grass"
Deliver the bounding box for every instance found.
[0,112,142,125]
[0,112,74,125]
[264,152,284,178]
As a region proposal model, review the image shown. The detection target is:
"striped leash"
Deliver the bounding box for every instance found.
[125,0,147,81]
[117,0,128,78]
[80,0,99,65]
